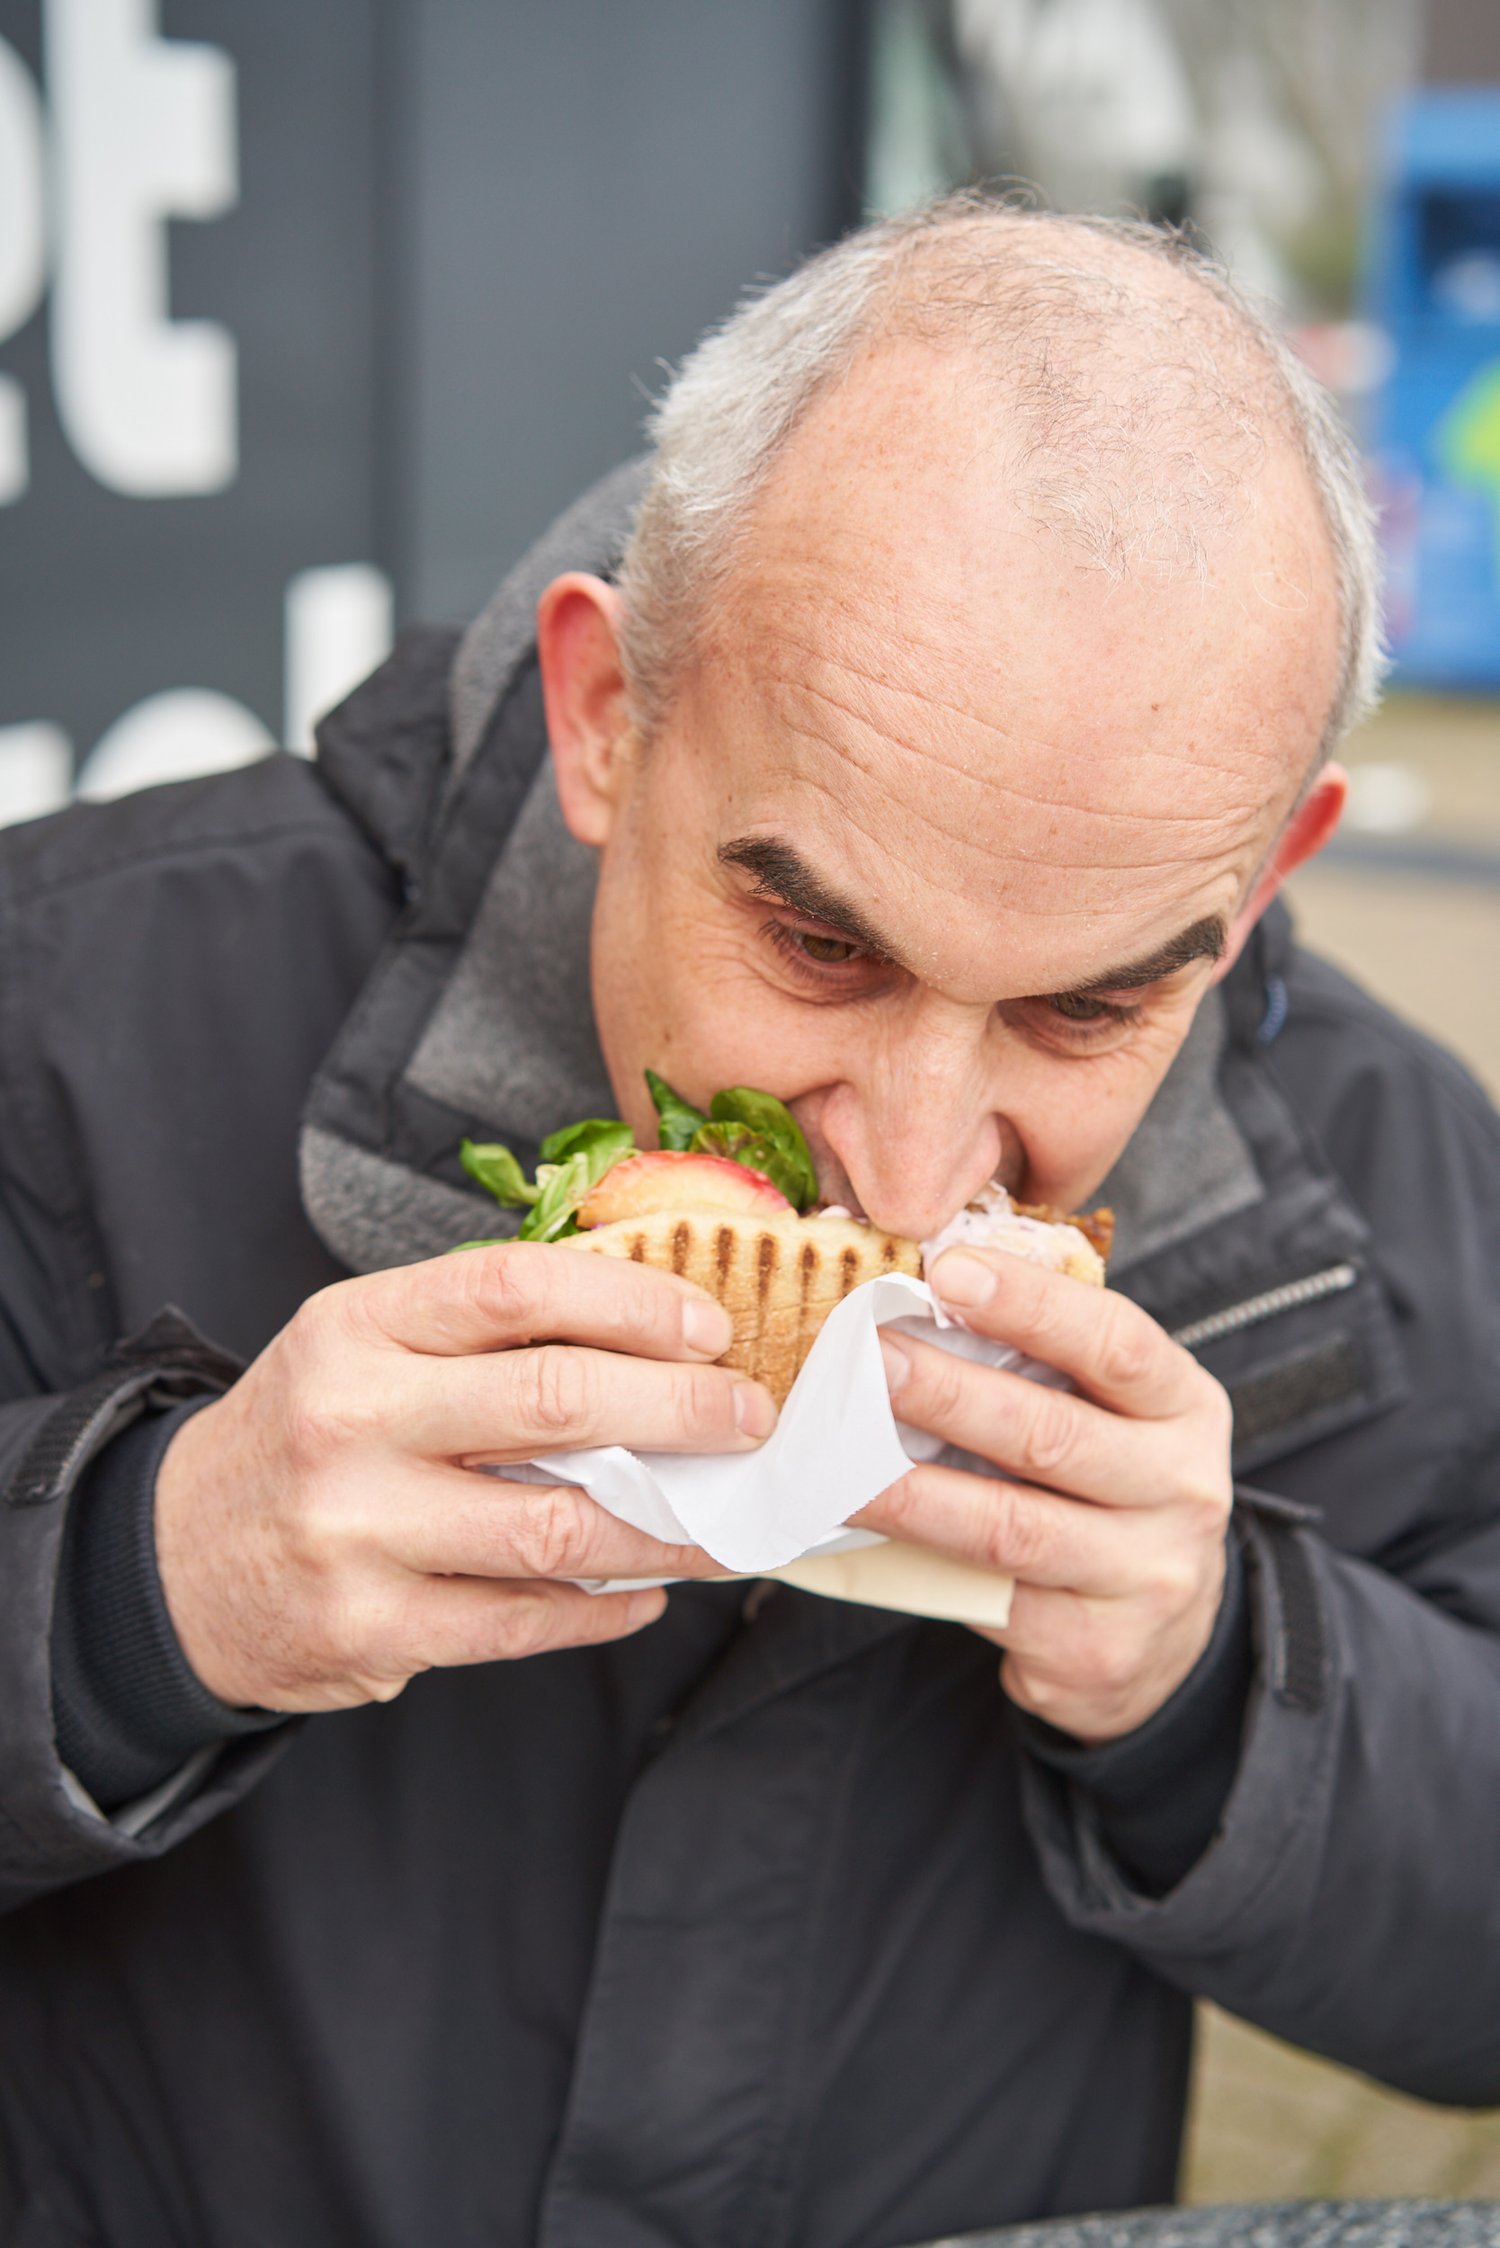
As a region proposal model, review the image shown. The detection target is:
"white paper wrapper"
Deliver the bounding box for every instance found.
[479,1272,1074,1630]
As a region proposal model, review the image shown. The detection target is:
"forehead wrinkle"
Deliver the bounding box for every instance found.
[732,767,1246,971]
[732,528,1317,798]
[768,687,1269,862]
[757,633,1291,820]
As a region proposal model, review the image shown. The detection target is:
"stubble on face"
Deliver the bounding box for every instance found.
[586,337,1341,1232]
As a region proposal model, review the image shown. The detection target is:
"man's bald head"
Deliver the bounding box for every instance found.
[617,196,1383,763]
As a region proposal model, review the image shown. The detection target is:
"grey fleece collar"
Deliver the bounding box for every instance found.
[449,459,651,778]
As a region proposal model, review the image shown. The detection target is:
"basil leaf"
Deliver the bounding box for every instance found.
[689,1120,800,1206]
[539,1117,633,1167]
[461,1139,538,1207]
[520,1124,634,1241]
[691,1120,757,1162]
[707,1088,817,1209]
[645,1069,709,1152]
[521,1157,585,1242]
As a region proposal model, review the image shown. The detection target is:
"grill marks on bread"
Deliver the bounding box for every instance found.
[564,1203,1106,1405]
[566,1211,921,1405]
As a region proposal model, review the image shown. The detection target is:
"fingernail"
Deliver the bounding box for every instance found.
[733,1382,778,1438]
[934,1250,996,1308]
[681,1297,733,1355]
[879,1334,911,1394]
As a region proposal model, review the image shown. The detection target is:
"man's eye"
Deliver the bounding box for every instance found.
[763,920,869,970]
[795,931,864,964]
[1019,990,1143,1046]
[1049,992,1120,1024]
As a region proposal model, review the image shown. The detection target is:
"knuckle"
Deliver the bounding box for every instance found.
[676,1361,738,1439]
[1145,1554,1201,1620]
[276,1296,384,1466]
[873,1465,927,1537]
[986,1485,1048,1576]
[918,1348,969,1426]
[1096,1301,1158,1393]
[1007,1660,1063,1722]
[490,1585,562,1661]
[328,1580,409,1677]
[1016,1266,1069,1352]
[1079,1626,1137,1702]
[281,1377,382,1470]
[280,1382,344,1472]
[461,1243,551,1338]
[1016,1389,1076,1481]
[620,1260,685,1335]
[517,1344,596,1438]
[1200,1375,1235,1452]
[516,1485,598,1581]
[1187,1475,1233,1534]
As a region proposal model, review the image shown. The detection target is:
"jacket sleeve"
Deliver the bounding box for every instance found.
[1019,941,1500,2105]
[0,1309,295,1915]
[1021,1480,1500,2105]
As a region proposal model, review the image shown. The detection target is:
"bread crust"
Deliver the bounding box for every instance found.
[565,1201,1107,1404]
[565,1211,920,1404]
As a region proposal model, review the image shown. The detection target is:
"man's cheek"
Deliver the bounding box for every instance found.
[597,939,818,1107]
[1014,1033,1191,1208]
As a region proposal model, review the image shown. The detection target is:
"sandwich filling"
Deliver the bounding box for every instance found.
[457,1074,1110,1405]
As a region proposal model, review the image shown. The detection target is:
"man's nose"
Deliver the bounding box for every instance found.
[817,1051,1005,1243]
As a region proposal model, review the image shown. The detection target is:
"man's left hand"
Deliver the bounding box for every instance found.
[855,1246,1234,1743]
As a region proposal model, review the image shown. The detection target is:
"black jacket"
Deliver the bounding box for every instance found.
[3,475,1500,2248]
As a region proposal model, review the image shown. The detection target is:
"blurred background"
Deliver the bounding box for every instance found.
[1,0,1498,2208]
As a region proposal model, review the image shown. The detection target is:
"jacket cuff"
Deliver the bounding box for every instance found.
[52,1395,285,1813]
[1016,1533,1251,1895]
[1020,1489,1333,1938]
[0,1309,295,1906]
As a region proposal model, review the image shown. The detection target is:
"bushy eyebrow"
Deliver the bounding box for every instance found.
[718,836,900,961]
[718,835,1226,997]
[1057,916,1228,997]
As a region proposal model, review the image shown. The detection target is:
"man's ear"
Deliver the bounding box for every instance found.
[536,572,635,848]
[1215,762,1348,979]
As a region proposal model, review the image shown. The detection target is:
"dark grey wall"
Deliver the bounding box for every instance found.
[385,0,865,621]
[0,0,864,801]
[0,0,381,760]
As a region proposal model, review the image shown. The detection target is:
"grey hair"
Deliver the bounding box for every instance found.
[616,193,1385,759]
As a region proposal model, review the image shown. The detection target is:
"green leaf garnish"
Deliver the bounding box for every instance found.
[456,1081,817,1251]
[461,1140,538,1206]
[521,1122,634,1241]
[645,1069,709,1152]
[461,1121,634,1242]
[689,1120,799,1202]
[706,1087,817,1209]
[539,1116,633,1166]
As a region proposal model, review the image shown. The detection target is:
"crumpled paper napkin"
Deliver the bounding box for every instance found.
[480,1273,1064,1629]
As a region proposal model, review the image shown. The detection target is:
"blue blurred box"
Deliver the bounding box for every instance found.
[1365,89,1500,687]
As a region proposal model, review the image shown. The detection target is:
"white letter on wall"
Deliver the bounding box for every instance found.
[0,38,47,505]
[284,566,395,753]
[46,0,237,495]
[0,723,71,827]
[78,690,271,801]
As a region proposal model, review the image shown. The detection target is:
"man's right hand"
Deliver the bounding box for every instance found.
[153,1246,776,1714]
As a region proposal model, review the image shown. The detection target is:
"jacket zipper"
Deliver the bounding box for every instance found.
[1171,1261,1359,1352]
